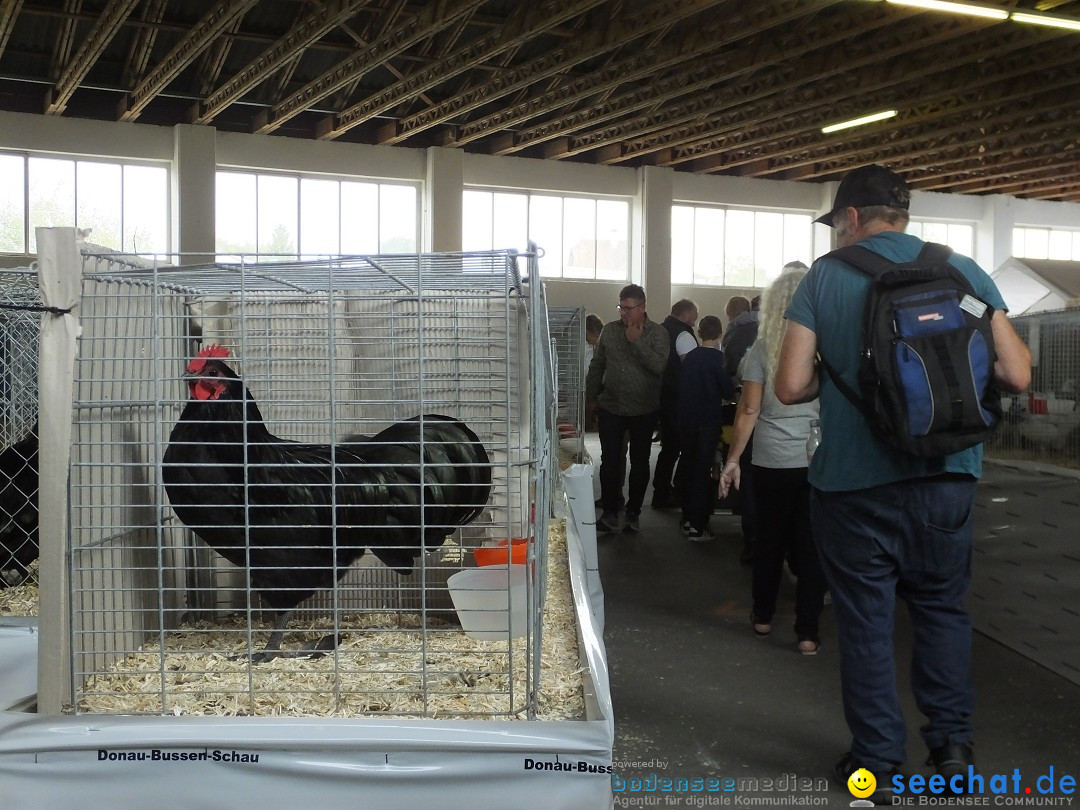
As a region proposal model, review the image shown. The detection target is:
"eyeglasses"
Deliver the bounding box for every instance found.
[617,303,643,312]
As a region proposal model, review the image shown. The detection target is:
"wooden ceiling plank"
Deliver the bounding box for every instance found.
[596,15,965,162]
[47,0,139,115]
[118,0,261,122]
[49,0,80,84]
[743,110,1080,191]
[195,15,244,98]
[924,159,1080,195]
[0,0,24,60]
[890,138,1080,192]
[319,0,608,142]
[195,0,369,124]
[670,45,1080,173]
[549,5,916,162]
[476,0,850,155]
[377,0,722,146]
[122,0,167,90]
[255,0,488,135]
[911,151,1079,191]
[334,17,438,109]
[614,17,1046,166]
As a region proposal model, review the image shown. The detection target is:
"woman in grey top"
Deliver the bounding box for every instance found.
[719,264,828,655]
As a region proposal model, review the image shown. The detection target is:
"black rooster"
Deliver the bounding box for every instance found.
[162,346,492,662]
[0,424,38,589]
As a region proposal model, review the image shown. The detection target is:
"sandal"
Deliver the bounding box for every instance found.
[750,611,771,637]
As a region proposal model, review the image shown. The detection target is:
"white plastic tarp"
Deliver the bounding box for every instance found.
[0,620,36,711]
[560,463,605,631]
[0,475,614,810]
[0,715,613,810]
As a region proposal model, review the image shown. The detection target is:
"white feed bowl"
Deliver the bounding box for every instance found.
[447,565,527,641]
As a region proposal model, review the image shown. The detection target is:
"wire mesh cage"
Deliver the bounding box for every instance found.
[548,307,586,469]
[36,237,573,721]
[0,270,40,598]
[985,308,1080,470]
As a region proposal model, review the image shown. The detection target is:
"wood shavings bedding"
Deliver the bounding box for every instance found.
[0,562,38,616]
[75,520,586,721]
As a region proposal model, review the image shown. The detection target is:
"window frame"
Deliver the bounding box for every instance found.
[671,201,816,287]
[215,168,421,259]
[0,149,171,256]
[1012,225,1080,262]
[462,186,632,281]
[907,218,976,259]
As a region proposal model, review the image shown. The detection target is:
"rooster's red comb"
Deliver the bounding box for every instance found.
[187,344,231,374]
[196,344,231,359]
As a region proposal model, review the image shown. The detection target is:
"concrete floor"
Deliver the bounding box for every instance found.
[590,434,1080,808]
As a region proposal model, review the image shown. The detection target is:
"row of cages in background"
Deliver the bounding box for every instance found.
[3,233,566,723]
[547,307,587,470]
[985,308,1080,470]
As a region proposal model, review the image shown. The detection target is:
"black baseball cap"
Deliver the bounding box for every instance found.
[814,164,911,227]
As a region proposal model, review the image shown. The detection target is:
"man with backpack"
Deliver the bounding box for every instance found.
[775,165,1031,805]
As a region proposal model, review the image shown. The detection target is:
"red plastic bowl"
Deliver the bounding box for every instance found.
[473,538,530,566]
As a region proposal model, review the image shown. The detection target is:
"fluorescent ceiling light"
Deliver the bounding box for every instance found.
[821,109,898,134]
[885,0,1009,20]
[1011,11,1080,31]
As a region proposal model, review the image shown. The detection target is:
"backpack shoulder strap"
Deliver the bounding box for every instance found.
[915,241,953,265]
[824,244,896,279]
[817,243,894,419]
[817,354,874,421]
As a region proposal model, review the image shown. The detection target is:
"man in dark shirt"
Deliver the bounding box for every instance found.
[651,299,699,509]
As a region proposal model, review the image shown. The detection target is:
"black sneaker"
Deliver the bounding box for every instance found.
[623,511,640,533]
[686,526,713,542]
[833,752,900,806]
[596,511,619,534]
[926,742,974,794]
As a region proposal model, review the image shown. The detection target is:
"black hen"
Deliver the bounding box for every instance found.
[161,346,492,661]
[0,424,38,589]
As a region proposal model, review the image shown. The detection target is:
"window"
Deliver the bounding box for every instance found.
[1012,226,1080,261]
[463,189,630,280]
[0,152,168,255]
[215,171,418,259]
[908,220,975,258]
[671,204,813,287]
[0,154,26,253]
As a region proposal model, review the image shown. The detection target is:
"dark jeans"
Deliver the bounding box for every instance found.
[597,408,659,515]
[751,465,826,639]
[677,423,720,531]
[652,404,682,499]
[811,475,977,771]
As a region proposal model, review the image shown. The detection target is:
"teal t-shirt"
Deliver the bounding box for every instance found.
[785,231,1008,492]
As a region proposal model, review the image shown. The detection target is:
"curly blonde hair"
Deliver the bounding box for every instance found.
[758,262,809,386]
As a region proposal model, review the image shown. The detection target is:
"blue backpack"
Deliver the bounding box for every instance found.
[818,242,1001,457]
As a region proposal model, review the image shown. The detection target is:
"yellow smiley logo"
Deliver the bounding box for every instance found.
[847,767,877,798]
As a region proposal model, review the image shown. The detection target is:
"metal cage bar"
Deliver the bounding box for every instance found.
[42,244,564,720]
[547,305,587,468]
[985,308,1080,469]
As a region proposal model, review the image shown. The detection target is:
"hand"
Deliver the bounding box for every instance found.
[625,320,643,343]
[718,461,740,497]
[586,401,598,422]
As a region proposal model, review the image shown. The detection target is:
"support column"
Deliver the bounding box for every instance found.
[425,146,464,253]
[639,165,674,315]
[983,194,1017,272]
[172,124,216,262]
